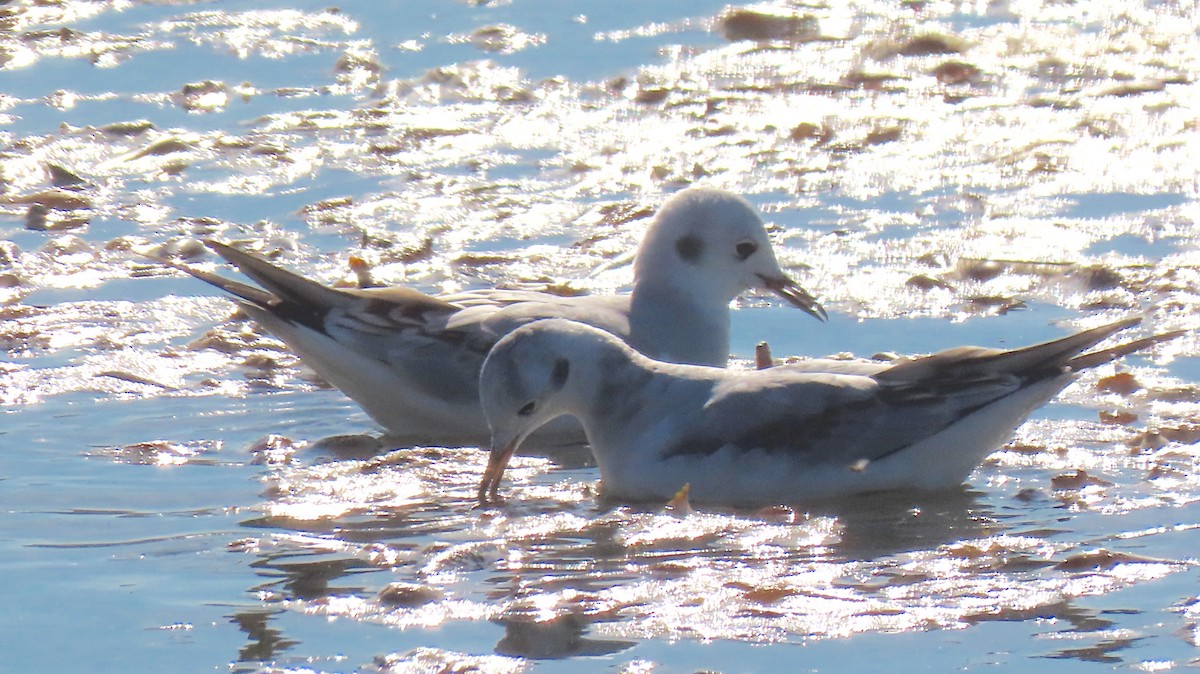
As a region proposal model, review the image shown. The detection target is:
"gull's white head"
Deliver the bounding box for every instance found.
[477,319,624,503]
[633,187,826,321]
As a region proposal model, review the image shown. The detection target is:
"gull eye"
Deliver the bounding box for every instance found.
[517,401,536,417]
[735,240,758,260]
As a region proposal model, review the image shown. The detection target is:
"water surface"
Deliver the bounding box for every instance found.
[2,1,1199,672]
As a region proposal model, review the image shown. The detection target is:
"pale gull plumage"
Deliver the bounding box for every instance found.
[158,188,825,443]
[478,317,1181,505]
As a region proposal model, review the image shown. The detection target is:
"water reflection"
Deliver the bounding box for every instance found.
[232,456,1007,651]
[1045,634,1140,664]
[236,431,1190,654]
[230,609,298,664]
[808,488,993,561]
[965,599,1115,632]
[249,549,373,600]
[494,610,635,659]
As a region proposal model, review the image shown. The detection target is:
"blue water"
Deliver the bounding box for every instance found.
[3,1,1199,673]
[730,303,1076,361]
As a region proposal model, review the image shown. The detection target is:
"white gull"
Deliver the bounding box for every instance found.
[478,317,1181,505]
[159,188,825,443]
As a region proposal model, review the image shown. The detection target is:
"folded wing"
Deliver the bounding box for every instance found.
[664,318,1178,467]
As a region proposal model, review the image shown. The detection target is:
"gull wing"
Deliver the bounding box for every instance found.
[152,243,632,406]
[663,318,1175,467]
[202,241,635,352]
[659,367,1000,467]
[439,291,632,344]
[202,240,460,334]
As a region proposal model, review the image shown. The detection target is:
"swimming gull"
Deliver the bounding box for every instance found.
[477,317,1181,505]
[157,187,825,443]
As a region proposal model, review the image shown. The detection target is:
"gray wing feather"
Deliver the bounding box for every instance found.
[183,242,631,361]
[663,369,1021,465]
[664,318,1170,466]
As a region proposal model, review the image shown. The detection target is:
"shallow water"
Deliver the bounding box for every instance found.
[2,1,1200,672]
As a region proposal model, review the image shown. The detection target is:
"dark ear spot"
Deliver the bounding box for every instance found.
[550,358,570,390]
[675,234,704,263]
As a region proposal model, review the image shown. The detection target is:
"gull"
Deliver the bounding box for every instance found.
[478,317,1182,506]
[158,188,826,443]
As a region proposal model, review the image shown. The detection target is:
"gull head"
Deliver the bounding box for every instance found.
[477,319,619,503]
[633,187,826,321]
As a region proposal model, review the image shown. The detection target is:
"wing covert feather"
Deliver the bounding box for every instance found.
[661,368,1022,466]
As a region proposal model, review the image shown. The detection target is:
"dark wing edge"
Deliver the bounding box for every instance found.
[1068,329,1186,371]
[876,318,1142,386]
[141,249,279,309]
[145,240,464,337]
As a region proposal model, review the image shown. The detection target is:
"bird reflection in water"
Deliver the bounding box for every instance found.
[495,609,635,659]
[229,610,298,665]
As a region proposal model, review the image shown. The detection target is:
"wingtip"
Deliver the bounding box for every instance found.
[875,315,1158,385]
[137,244,278,308]
[203,238,250,263]
[1069,326,1187,371]
[1109,316,1143,332]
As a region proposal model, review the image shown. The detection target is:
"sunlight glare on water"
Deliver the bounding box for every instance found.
[1,0,1199,672]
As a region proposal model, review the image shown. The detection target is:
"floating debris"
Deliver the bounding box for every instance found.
[1128,424,1200,450]
[178,80,229,112]
[468,24,545,54]
[1098,410,1138,425]
[933,61,981,85]
[92,440,215,466]
[1054,549,1172,572]
[248,434,300,466]
[1097,372,1141,395]
[95,370,175,390]
[378,582,443,607]
[894,33,967,57]
[717,8,820,43]
[1051,469,1113,490]
[5,190,92,212]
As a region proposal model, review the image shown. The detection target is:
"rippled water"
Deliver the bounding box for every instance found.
[3,1,1200,672]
